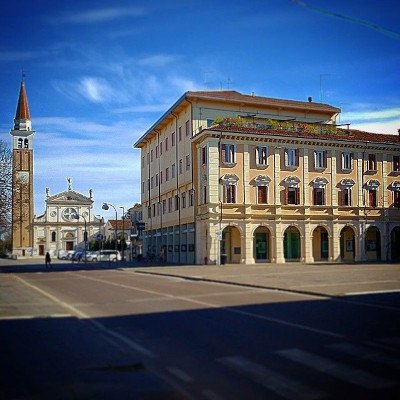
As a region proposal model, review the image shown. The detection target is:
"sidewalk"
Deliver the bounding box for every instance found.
[132,263,400,297]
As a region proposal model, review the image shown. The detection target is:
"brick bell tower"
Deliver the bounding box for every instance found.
[10,78,35,256]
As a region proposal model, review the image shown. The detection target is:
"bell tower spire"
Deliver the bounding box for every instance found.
[10,77,35,257]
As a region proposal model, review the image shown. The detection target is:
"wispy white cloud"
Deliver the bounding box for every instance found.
[349,119,400,135]
[78,77,117,103]
[52,6,144,25]
[137,54,178,67]
[342,107,400,121]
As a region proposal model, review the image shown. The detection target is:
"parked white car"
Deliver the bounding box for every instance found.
[91,250,121,262]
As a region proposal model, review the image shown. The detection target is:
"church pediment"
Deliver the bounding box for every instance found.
[47,189,92,204]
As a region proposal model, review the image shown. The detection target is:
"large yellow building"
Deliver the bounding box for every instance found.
[134,91,400,264]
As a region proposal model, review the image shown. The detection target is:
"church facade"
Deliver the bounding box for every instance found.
[33,182,103,257]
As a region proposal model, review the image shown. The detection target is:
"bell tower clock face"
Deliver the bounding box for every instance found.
[17,171,29,183]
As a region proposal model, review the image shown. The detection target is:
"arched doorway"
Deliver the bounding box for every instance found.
[254,226,271,262]
[390,226,400,262]
[312,226,329,261]
[221,226,242,264]
[365,226,381,261]
[340,226,355,261]
[283,226,301,262]
[65,232,75,251]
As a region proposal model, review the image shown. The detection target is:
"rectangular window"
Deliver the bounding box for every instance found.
[150,149,153,162]
[160,141,163,155]
[179,159,183,174]
[202,146,207,164]
[155,174,159,187]
[168,198,172,213]
[172,163,176,178]
[175,195,179,211]
[368,154,377,171]
[179,126,182,141]
[369,190,377,207]
[147,206,151,218]
[172,132,175,147]
[285,148,299,167]
[160,171,163,184]
[152,203,155,217]
[186,155,191,171]
[222,144,235,164]
[150,176,154,189]
[142,181,144,193]
[314,150,327,169]
[225,185,236,203]
[165,138,169,151]
[393,155,400,172]
[313,188,325,205]
[147,153,150,165]
[162,199,166,214]
[256,146,268,166]
[257,186,268,204]
[394,191,400,208]
[189,189,194,206]
[203,185,207,204]
[286,187,300,205]
[185,120,190,136]
[182,192,186,208]
[155,145,158,158]
[165,167,169,181]
[341,188,352,206]
[342,152,353,170]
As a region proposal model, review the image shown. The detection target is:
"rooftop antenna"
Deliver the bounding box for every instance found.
[203,70,214,89]
[319,73,331,103]
[226,76,234,89]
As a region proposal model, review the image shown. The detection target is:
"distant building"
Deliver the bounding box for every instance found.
[33,182,103,257]
[134,90,400,264]
[104,219,132,242]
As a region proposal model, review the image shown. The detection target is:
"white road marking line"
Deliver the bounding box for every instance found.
[167,366,194,383]
[73,272,345,339]
[276,348,395,389]
[218,355,325,400]
[202,389,224,400]
[0,314,71,320]
[327,342,400,369]
[12,275,156,359]
[345,289,400,295]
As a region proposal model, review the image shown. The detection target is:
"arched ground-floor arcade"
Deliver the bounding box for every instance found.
[195,219,400,265]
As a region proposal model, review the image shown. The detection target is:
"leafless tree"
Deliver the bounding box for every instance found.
[0,139,12,247]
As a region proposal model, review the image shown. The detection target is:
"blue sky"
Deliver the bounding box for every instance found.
[1,0,399,219]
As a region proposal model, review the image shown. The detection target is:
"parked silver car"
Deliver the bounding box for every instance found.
[91,250,121,262]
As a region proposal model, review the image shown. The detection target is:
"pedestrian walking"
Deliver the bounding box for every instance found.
[45,252,52,269]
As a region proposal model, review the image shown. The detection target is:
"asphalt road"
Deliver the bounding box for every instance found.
[0,260,399,399]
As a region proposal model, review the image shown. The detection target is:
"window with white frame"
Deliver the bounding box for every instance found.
[368,153,377,171]
[285,148,299,168]
[393,155,400,172]
[314,150,327,169]
[256,146,268,166]
[202,146,207,165]
[222,144,236,164]
[312,177,327,205]
[341,152,353,170]
[172,163,176,178]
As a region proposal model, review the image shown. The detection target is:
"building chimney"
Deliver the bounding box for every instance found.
[308,97,312,102]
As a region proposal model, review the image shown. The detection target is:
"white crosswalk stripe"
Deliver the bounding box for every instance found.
[218,355,325,400]
[276,348,395,389]
[327,342,400,369]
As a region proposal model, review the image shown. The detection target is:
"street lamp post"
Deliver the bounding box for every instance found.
[102,203,118,252]
[119,206,125,261]
[73,213,87,263]
[95,214,104,250]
